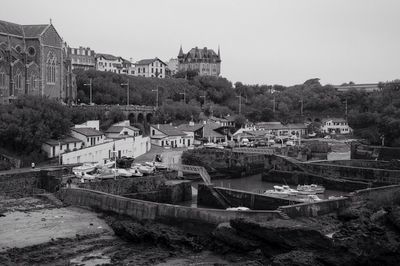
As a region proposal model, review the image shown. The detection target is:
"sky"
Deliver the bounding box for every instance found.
[1,0,400,86]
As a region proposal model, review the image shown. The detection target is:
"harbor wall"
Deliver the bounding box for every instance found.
[197,184,302,210]
[262,170,369,192]
[77,171,178,195]
[0,166,75,198]
[278,197,350,218]
[123,180,192,204]
[58,188,282,224]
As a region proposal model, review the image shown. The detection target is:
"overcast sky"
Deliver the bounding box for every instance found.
[1,0,399,86]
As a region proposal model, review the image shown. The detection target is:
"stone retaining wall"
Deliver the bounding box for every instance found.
[58,188,282,224]
[278,197,350,218]
[197,184,301,210]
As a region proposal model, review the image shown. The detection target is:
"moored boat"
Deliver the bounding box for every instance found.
[72,163,98,175]
[264,185,299,197]
[297,184,325,194]
[128,167,143,177]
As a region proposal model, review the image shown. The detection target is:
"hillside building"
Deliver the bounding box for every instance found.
[177,46,221,76]
[131,58,166,78]
[68,46,95,70]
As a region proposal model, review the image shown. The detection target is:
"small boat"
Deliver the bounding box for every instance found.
[226,206,250,211]
[103,159,115,168]
[128,167,143,177]
[299,194,323,202]
[112,168,133,177]
[81,172,97,181]
[133,163,155,175]
[97,169,116,180]
[72,163,98,174]
[297,184,325,194]
[145,161,167,170]
[264,185,299,197]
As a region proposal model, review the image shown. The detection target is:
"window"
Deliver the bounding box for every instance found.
[0,72,6,87]
[14,72,22,94]
[46,52,56,84]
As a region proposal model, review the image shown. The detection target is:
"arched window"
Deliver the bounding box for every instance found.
[46,52,56,84]
[29,75,38,95]
[0,68,7,97]
[14,71,22,96]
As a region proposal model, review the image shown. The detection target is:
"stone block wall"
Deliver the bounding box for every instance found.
[278,198,351,218]
[197,184,301,210]
[58,188,282,225]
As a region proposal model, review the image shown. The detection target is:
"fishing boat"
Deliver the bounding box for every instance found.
[299,194,323,202]
[103,159,115,168]
[264,185,299,197]
[145,161,167,170]
[96,168,117,179]
[112,168,133,177]
[128,167,143,177]
[296,184,325,194]
[133,163,155,175]
[72,163,98,175]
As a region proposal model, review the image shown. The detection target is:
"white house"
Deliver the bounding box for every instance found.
[42,137,83,159]
[321,118,352,134]
[131,58,166,78]
[150,124,193,148]
[62,136,151,165]
[105,120,141,139]
[95,53,130,74]
[71,127,105,148]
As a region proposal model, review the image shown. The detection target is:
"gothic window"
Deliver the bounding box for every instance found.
[14,72,22,95]
[0,72,6,88]
[46,52,56,84]
[29,75,38,94]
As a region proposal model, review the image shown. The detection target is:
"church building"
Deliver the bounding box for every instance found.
[0,19,76,104]
[177,46,221,77]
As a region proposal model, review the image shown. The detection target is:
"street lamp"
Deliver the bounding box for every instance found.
[179,88,186,103]
[152,86,159,108]
[121,80,130,106]
[111,150,118,180]
[84,78,93,105]
[200,93,206,106]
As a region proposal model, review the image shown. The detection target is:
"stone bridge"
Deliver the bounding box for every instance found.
[70,105,156,125]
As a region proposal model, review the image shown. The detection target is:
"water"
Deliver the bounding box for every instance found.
[179,174,348,208]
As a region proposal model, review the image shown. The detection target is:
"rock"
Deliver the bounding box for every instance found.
[212,223,260,252]
[337,207,360,221]
[230,218,332,252]
[272,250,324,266]
[370,209,387,222]
[388,206,400,230]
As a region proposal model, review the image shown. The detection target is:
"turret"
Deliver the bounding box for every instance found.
[178,45,184,58]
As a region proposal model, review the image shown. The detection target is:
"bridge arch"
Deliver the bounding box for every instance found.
[146,113,153,124]
[128,113,136,124]
[137,113,145,124]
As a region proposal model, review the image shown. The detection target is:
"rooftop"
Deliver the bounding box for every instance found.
[105,125,140,134]
[0,20,50,38]
[135,58,166,66]
[71,127,104,137]
[151,124,186,137]
[44,136,82,147]
[177,123,204,132]
[95,53,118,61]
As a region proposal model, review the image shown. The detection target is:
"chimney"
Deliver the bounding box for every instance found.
[157,124,160,129]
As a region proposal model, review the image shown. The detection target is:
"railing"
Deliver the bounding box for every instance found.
[232,147,274,155]
[70,104,155,112]
[168,164,211,185]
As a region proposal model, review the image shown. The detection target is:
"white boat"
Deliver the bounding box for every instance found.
[112,168,133,177]
[96,168,117,179]
[103,159,115,168]
[297,184,325,194]
[264,185,299,197]
[72,163,98,175]
[299,194,323,202]
[128,167,143,177]
[81,172,97,181]
[226,206,250,211]
[133,163,155,175]
[145,161,167,170]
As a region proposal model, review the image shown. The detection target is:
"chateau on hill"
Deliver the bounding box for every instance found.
[177,46,221,76]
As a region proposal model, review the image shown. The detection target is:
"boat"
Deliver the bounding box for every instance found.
[299,194,323,202]
[112,168,133,177]
[103,159,115,168]
[133,163,155,175]
[128,167,143,177]
[264,185,299,197]
[81,172,97,181]
[145,161,167,170]
[96,168,117,180]
[72,163,98,175]
[226,206,250,211]
[296,184,325,194]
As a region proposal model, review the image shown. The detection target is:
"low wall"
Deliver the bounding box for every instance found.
[262,170,369,192]
[77,171,178,195]
[58,188,282,225]
[197,184,301,210]
[0,167,73,198]
[124,180,192,204]
[278,197,350,218]
[350,184,400,202]
[315,159,400,170]
[301,162,400,185]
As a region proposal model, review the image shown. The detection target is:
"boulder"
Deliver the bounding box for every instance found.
[212,223,260,252]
